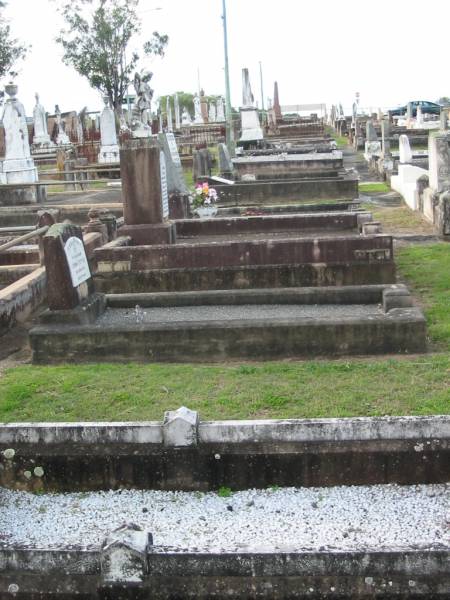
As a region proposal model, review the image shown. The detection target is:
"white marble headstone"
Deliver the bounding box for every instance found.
[64,237,91,288]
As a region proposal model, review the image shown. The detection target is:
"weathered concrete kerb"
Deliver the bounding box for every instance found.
[0,413,449,598]
[1,413,448,491]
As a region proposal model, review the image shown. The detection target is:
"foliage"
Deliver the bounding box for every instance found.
[217,486,232,498]
[55,0,168,111]
[0,1,27,81]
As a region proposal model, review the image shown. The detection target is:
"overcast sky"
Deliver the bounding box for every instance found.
[4,0,450,117]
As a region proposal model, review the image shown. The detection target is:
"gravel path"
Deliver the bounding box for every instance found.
[96,304,381,327]
[1,484,448,551]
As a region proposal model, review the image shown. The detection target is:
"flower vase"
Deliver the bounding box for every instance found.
[195,205,218,219]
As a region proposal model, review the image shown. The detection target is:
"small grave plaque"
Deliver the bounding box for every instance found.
[64,236,91,287]
[160,151,169,218]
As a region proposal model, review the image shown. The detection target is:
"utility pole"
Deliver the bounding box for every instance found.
[222,0,235,156]
[259,61,264,111]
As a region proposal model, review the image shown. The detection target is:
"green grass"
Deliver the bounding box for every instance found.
[361,202,435,233]
[0,245,448,422]
[359,182,391,194]
[397,244,450,348]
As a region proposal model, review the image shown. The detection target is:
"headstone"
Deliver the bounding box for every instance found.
[364,120,381,160]
[366,120,378,142]
[406,102,413,120]
[54,105,71,145]
[208,101,216,123]
[174,93,181,130]
[216,97,225,122]
[33,92,52,147]
[200,89,208,123]
[1,84,38,184]
[193,94,203,124]
[399,134,413,164]
[239,68,263,142]
[218,142,233,176]
[416,106,424,127]
[182,106,192,125]
[119,139,176,245]
[440,110,448,132]
[273,81,282,122]
[193,148,211,180]
[381,120,391,156]
[242,68,254,108]
[43,222,93,311]
[166,96,173,132]
[158,132,188,194]
[98,96,119,164]
[159,111,163,132]
[428,131,450,193]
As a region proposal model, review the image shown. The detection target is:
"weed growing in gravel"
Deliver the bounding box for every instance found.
[218,486,232,498]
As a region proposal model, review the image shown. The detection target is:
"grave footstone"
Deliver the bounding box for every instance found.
[120,139,176,245]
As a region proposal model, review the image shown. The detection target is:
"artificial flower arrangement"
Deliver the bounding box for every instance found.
[191,181,218,209]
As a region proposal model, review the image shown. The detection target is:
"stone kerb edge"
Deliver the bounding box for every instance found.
[1,414,449,447]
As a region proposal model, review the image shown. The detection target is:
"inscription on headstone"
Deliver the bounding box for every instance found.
[64,236,91,288]
[160,151,169,218]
